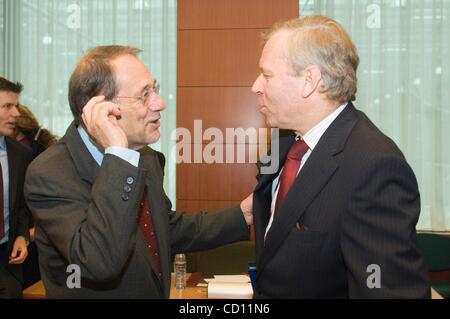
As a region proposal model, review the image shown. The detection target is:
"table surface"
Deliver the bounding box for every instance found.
[23,280,46,299]
[23,273,208,299]
[170,272,208,299]
[22,276,443,299]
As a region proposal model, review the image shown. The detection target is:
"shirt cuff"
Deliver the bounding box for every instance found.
[105,147,140,167]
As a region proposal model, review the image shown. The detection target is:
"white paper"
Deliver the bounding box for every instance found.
[213,275,250,283]
[207,281,253,299]
[205,275,253,299]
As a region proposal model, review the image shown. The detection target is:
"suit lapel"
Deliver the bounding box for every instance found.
[259,150,338,272]
[257,103,359,275]
[134,223,165,294]
[5,138,19,216]
[254,132,295,256]
[62,122,101,185]
[139,148,170,295]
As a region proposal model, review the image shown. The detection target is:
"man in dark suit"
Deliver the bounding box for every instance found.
[250,16,430,298]
[24,45,253,298]
[0,77,32,298]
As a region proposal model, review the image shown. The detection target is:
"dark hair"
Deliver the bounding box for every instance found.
[0,77,23,94]
[68,45,142,126]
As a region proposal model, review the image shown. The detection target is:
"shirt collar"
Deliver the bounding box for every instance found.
[77,126,104,166]
[299,103,348,150]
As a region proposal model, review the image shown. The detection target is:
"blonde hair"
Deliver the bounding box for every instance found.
[264,15,359,103]
[16,105,58,148]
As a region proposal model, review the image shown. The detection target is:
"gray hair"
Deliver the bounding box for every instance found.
[264,15,359,103]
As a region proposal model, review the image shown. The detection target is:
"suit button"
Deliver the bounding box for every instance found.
[126,177,134,185]
[121,194,130,201]
[124,185,132,193]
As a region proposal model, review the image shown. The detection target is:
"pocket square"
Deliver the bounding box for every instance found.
[295,222,309,231]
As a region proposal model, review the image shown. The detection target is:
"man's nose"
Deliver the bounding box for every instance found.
[149,94,166,112]
[251,74,263,94]
[10,105,20,118]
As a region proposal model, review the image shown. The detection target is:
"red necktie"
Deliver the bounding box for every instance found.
[274,139,309,214]
[0,162,4,239]
[138,192,162,279]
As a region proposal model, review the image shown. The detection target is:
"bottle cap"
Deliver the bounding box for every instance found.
[175,253,186,262]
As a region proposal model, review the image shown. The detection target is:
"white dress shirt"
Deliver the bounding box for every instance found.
[77,126,140,167]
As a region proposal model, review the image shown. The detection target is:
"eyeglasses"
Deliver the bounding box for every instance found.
[115,81,160,105]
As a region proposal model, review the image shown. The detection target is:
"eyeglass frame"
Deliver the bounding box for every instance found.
[114,81,160,105]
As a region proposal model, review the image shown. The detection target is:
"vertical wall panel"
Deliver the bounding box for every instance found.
[178,0,299,30]
[177,0,299,220]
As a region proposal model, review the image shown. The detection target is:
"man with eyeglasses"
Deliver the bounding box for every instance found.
[24,45,253,298]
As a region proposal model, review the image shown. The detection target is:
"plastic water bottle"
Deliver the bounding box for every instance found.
[174,253,186,290]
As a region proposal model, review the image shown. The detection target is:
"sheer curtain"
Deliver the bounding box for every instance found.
[300,0,450,231]
[0,0,177,204]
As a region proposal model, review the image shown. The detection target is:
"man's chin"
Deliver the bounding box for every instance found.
[129,131,161,149]
[0,128,14,137]
[264,118,277,128]
[145,131,161,145]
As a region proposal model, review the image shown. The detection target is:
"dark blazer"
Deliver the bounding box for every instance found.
[2,137,32,280]
[24,123,249,298]
[253,103,430,298]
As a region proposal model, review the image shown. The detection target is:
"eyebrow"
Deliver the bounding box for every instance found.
[261,69,274,77]
[139,80,157,94]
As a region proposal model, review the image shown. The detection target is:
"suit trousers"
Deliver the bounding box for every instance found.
[0,243,23,299]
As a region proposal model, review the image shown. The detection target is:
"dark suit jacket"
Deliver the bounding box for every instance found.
[2,137,32,281]
[253,103,430,298]
[24,123,249,298]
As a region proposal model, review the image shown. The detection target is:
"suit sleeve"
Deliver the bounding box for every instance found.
[155,183,250,254]
[25,154,145,282]
[168,204,251,254]
[341,155,430,298]
[15,149,32,241]
[149,150,250,254]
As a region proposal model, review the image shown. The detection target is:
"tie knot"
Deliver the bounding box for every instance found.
[287,139,309,160]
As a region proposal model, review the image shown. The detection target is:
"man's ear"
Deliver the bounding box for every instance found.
[300,66,322,98]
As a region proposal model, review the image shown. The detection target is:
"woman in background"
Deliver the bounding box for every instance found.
[15,105,58,159]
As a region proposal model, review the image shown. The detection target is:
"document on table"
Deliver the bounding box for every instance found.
[204,275,253,299]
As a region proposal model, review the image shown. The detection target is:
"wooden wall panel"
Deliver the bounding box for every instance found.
[177,0,299,215]
[177,87,265,132]
[177,29,263,87]
[177,163,258,200]
[178,0,299,30]
[176,143,269,168]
